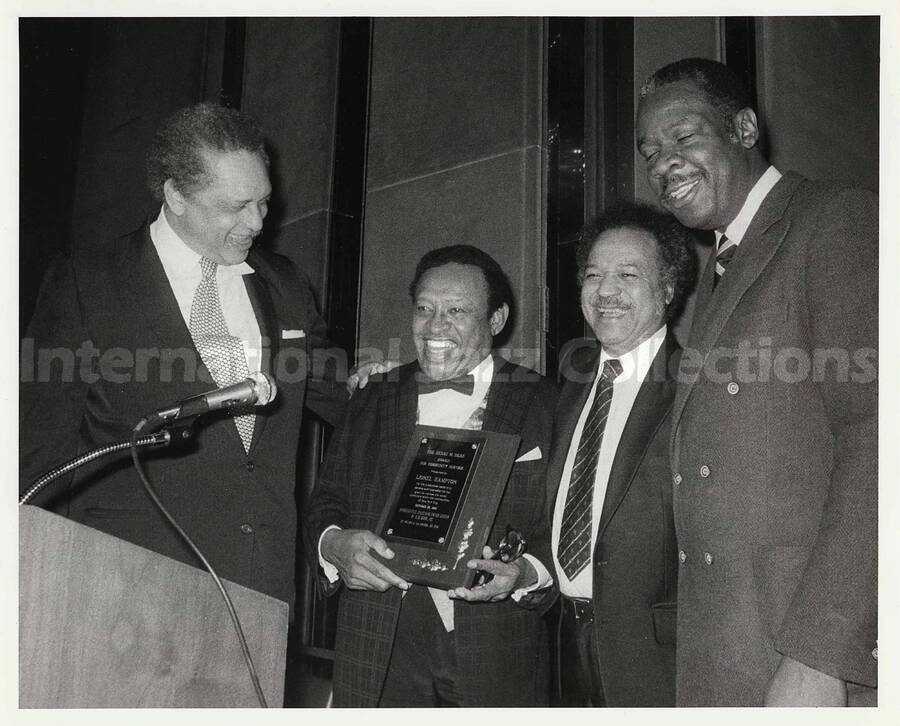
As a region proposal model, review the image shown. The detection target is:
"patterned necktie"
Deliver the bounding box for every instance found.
[189,257,254,452]
[713,234,737,288]
[558,358,622,580]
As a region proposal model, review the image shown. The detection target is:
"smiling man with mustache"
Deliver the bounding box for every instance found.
[548,203,696,706]
[636,57,877,707]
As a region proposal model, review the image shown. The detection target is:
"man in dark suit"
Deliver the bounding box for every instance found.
[303,245,558,706]
[636,58,877,706]
[548,203,696,707]
[20,103,346,606]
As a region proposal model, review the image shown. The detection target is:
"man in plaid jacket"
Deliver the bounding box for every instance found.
[304,244,558,706]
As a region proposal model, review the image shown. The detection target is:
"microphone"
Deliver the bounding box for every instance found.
[150,372,278,424]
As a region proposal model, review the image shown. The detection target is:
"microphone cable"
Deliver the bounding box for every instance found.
[130,418,268,708]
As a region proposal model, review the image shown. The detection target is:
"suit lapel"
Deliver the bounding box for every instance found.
[686,246,718,349]
[377,363,419,499]
[545,345,602,512]
[597,335,676,537]
[125,226,197,360]
[243,261,280,450]
[671,173,801,440]
[482,357,532,440]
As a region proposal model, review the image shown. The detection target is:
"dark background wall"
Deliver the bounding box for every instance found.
[19,15,881,355]
[19,15,880,705]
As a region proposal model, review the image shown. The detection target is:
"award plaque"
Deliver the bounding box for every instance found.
[373,425,521,589]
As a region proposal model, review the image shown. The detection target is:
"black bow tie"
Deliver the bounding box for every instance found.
[415,373,476,396]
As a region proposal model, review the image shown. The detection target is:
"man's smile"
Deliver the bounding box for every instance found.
[423,338,458,357]
[662,174,702,206]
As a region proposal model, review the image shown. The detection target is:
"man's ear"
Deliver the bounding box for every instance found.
[490,303,509,336]
[163,179,187,216]
[732,107,760,149]
[664,281,675,307]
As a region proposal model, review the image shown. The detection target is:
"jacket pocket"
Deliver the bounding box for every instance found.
[650,600,677,645]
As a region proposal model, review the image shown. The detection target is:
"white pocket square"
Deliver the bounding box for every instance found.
[282,329,306,339]
[515,446,542,463]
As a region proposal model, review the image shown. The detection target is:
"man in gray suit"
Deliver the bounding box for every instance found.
[636,57,877,706]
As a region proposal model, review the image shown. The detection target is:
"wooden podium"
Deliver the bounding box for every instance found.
[19,505,289,708]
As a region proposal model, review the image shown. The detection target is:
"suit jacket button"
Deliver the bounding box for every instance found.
[872,647,878,660]
[679,550,687,563]
[704,552,714,565]
[240,523,253,535]
[699,465,711,478]
[246,460,255,472]
[727,382,740,395]
[673,472,682,486]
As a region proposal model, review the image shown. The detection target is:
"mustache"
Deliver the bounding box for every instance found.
[590,295,632,310]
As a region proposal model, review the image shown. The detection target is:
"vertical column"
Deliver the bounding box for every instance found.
[358,18,546,372]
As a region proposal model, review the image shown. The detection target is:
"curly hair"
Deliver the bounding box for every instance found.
[639,57,755,138]
[576,202,698,323]
[146,102,269,201]
[409,244,514,320]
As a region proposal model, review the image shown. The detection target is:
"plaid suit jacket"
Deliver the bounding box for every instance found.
[303,357,558,706]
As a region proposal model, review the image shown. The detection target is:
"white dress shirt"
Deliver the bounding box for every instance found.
[552,325,666,598]
[416,354,493,428]
[716,165,782,249]
[149,206,262,374]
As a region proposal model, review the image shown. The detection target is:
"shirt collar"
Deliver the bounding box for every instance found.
[149,206,254,278]
[716,165,782,248]
[468,354,494,385]
[599,324,666,384]
[468,354,495,403]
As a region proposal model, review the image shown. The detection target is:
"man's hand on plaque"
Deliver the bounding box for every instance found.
[321,528,410,592]
[448,545,537,603]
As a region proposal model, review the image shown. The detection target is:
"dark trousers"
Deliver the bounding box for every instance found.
[557,597,605,707]
[378,585,462,707]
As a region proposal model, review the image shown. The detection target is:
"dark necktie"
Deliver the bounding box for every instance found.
[558,358,622,580]
[189,257,255,452]
[416,373,476,396]
[713,234,737,288]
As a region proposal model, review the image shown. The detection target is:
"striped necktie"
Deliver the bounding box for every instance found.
[713,234,737,288]
[558,358,622,580]
[189,257,255,452]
